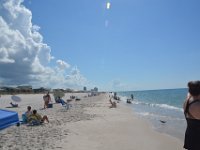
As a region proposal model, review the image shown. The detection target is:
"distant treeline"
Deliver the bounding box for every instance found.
[0,86,100,95]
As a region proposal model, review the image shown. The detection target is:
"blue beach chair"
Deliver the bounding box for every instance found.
[60,99,71,110]
[20,113,28,124]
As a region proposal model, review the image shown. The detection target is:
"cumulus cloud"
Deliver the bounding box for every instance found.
[56,60,70,70]
[0,0,90,89]
[65,66,88,88]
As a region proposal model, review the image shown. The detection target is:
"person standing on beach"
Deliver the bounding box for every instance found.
[131,94,134,100]
[183,80,200,150]
[43,92,51,109]
[109,98,117,108]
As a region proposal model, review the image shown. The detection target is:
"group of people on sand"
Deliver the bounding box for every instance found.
[21,92,51,124]
[43,92,70,108]
[21,91,69,125]
[23,105,49,124]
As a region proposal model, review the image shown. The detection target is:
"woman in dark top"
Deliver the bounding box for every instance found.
[183,81,200,150]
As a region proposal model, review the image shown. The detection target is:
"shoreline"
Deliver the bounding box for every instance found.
[117,89,187,142]
[123,101,186,142]
[0,93,183,150]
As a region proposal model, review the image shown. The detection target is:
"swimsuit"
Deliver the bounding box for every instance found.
[184,100,200,150]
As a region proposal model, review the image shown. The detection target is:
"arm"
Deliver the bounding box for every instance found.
[183,93,191,111]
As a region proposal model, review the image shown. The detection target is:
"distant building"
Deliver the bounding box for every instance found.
[89,87,99,96]
[17,85,33,93]
[17,85,32,89]
[53,89,65,92]
[65,88,74,93]
[94,87,98,92]
[33,87,48,93]
[83,86,87,91]
[0,87,19,94]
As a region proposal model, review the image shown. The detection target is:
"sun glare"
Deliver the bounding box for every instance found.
[106,2,111,10]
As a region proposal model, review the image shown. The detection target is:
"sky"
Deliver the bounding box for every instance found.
[0,0,200,91]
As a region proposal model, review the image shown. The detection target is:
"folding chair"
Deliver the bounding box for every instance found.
[60,100,71,110]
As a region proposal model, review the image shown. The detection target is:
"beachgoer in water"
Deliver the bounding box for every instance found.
[183,80,200,150]
[131,94,134,100]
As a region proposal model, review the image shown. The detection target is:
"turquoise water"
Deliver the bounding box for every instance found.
[117,88,188,141]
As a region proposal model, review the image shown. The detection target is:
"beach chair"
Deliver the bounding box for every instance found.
[60,99,71,110]
[75,97,81,101]
[20,114,28,124]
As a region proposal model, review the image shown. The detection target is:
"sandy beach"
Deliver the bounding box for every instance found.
[0,93,183,150]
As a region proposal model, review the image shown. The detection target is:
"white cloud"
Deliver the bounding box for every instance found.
[0,0,91,89]
[65,66,88,88]
[56,60,70,70]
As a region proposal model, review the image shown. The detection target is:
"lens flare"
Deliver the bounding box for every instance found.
[106,2,111,10]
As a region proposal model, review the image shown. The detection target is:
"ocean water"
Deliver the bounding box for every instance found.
[117,88,188,141]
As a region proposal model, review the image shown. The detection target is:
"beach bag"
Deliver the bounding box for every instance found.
[47,103,53,108]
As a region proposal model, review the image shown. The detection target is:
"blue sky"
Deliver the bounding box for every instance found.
[0,0,200,91]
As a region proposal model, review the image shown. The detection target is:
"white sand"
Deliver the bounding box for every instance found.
[0,93,184,150]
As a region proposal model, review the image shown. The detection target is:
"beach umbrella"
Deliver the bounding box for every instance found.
[11,95,22,102]
[53,90,65,99]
